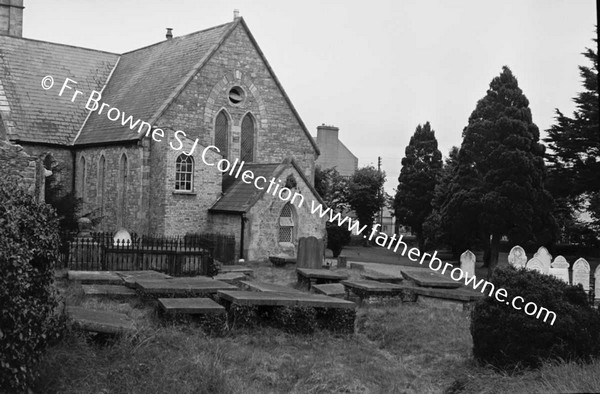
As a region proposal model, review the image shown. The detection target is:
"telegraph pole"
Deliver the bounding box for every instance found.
[377,156,383,231]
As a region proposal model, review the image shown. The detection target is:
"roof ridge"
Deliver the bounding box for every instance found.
[0,35,120,56]
[120,20,236,56]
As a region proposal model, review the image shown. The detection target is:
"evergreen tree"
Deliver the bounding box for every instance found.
[545,30,599,229]
[393,122,442,249]
[443,66,556,274]
[347,166,386,241]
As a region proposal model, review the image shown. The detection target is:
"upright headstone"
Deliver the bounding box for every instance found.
[549,255,570,283]
[296,236,324,269]
[595,265,600,301]
[572,258,590,291]
[533,246,552,274]
[525,257,544,273]
[113,228,132,246]
[460,250,476,278]
[508,245,527,268]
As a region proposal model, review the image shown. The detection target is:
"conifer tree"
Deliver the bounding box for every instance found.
[393,122,442,249]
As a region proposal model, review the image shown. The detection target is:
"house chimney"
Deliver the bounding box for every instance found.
[233,9,240,20]
[165,27,173,40]
[0,0,24,37]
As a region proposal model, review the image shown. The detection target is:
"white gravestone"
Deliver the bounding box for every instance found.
[572,258,590,291]
[460,250,476,278]
[508,245,527,268]
[533,246,552,274]
[595,265,600,301]
[113,228,132,246]
[525,257,544,273]
[549,255,570,283]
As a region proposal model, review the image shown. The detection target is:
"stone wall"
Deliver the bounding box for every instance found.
[0,140,36,194]
[20,143,73,198]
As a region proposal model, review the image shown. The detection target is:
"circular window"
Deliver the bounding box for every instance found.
[228,86,245,105]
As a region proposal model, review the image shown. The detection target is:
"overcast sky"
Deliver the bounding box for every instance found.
[25,0,596,194]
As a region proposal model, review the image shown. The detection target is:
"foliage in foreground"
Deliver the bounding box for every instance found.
[471,265,600,370]
[0,177,63,392]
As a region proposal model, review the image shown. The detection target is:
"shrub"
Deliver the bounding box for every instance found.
[0,177,63,392]
[326,223,351,257]
[471,265,600,370]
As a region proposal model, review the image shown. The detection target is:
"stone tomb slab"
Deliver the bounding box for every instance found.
[67,271,123,285]
[213,272,248,284]
[342,279,405,293]
[400,270,461,289]
[136,277,237,296]
[219,265,254,277]
[296,268,349,280]
[67,306,135,334]
[82,284,137,297]
[158,298,225,315]
[240,280,303,294]
[361,272,403,284]
[217,290,355,309]
[115,270,172,287]
[413,286,484,302]
[312,283,346,297]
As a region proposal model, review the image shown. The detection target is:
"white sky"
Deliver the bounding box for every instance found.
[25,0,597,194]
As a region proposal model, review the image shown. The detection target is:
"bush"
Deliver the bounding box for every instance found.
[0,177,63,392]
[471,265,600,370]
[326,223,351,257]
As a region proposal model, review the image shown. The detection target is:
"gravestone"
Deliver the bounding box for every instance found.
[550,255,570,283]
[572,258,590,291]
[508,245,527,268]
[533,246,552,274]
[595,265,600,301]
[113,228,132,246]
[525,257,544,273]
[460,250,476,277]
[296,236,324,269]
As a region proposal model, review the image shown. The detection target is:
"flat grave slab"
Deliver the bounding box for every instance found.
[401,270,461,289]
[67,271,123,285]
[361,272,403,283]
[158,298,225,314]
[136,277,237,295]
[217,290,355,309]
[296,268,349,280]
[67,306,135,334]
[115,270,171,286]
[82,284,136,297]
[213,272,248,284]
[312,283,346,297]
[219,265,254,277]
[413,286,484,302]
[342,279,406,292]
[240,280,303,294]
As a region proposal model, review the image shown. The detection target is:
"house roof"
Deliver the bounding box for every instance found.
[0,36,118,144]
[75,21,237,145]
[210,158,325,214]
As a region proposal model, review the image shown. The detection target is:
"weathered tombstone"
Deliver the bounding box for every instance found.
[113,228,132,246]
[525,257,544,273]
[460,250,476,278]
[572,258,590,291]
[533,246,552,274]
[508,245,527,268]
[296,236,324,269]
[595,265,600,301]
[549,255,570,283]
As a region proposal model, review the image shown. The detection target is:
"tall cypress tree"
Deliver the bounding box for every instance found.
[443,66,556,274]
[393,122,442,250]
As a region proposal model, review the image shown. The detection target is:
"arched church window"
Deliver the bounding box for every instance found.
[118,153,128,224]
[278,203,295,243]
[98,155,106,215]
[175,154,194,191]
[78,155,86,202]
[215,110,229,159]
[241,113,255,162]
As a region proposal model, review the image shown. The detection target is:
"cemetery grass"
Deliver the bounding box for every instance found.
[36,273,600,393]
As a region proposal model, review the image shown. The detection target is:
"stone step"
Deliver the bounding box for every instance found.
[67,271,123,285]
[82,284,137,297]
[158,298,225,315]
[67,306,135,334]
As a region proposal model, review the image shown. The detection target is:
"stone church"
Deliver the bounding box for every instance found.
[0,0,325,261]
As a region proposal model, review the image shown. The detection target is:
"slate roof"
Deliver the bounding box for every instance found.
[210,159,325,214]
[0,36,118,144]
[75,21,237,145]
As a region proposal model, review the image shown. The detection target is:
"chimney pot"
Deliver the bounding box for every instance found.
[166,27,173,40]
[233,9,240,20]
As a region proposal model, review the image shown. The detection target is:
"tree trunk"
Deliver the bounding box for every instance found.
[487,233,501,279]
[482,243,491,268]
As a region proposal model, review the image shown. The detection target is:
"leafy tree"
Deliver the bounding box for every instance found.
[347,166,386,241]
[393,122,443,249]
[443,66,556,274]
[314,166,352,256]
[545,30,599,230]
